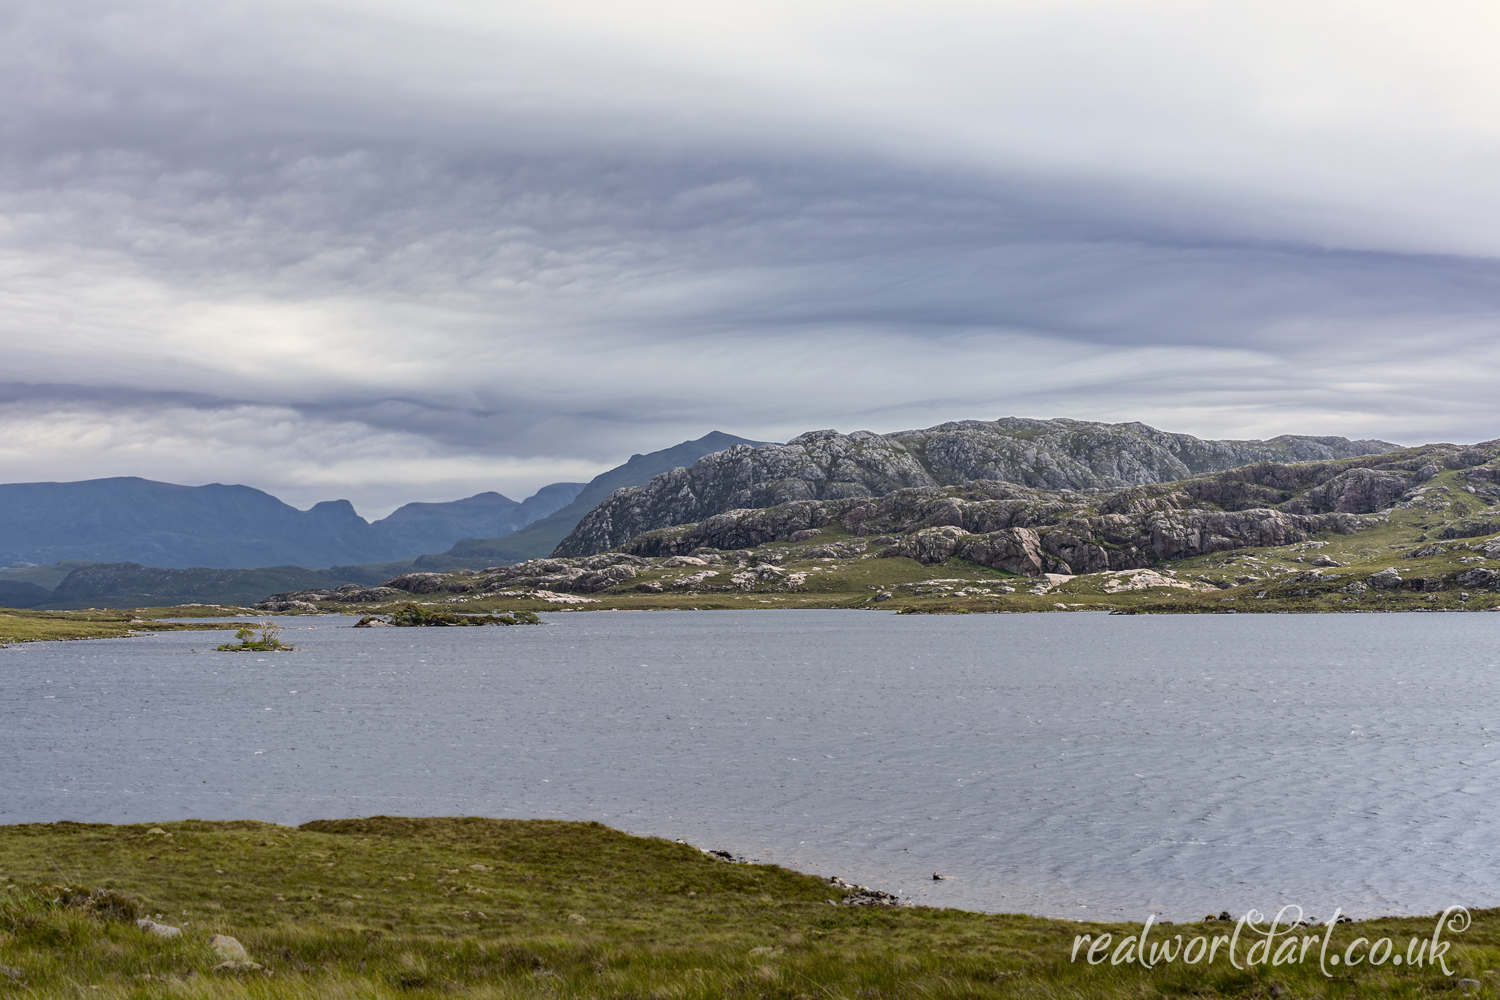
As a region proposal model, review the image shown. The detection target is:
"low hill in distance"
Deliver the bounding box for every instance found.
[555,417,1398,556]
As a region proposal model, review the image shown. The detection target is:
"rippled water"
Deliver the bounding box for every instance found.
[3,609,1498,920]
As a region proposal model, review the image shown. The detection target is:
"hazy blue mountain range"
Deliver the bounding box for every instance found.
[0,477,583,570]
[0,431,763,607]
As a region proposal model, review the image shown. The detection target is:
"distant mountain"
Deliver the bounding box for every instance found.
[419,431,766,567]
[374,482,584,556]
[555,418,1401,555]
[0,477,583,569]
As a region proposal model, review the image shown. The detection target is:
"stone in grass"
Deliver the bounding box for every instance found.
[136,918,182,938]
[212,961,267,975]
[209,934,248,960]
[567,913,587,924]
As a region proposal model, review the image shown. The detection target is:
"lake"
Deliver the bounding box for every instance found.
[3,609,1497,920]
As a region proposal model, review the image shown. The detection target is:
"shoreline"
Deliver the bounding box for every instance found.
[2,817,1495,999]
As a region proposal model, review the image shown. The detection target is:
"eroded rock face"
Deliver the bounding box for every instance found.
[1280,468,1414,515]
[384,573,447,594]
[618,482,1366,576]
[1458,567,1500,588]
[555,419,1398,556]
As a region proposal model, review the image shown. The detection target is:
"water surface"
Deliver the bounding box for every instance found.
[3,610,1497,920]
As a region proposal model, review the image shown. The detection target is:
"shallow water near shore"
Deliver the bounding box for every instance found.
[4,609,1498,920]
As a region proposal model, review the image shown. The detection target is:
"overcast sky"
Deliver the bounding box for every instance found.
[4,0,1499,515]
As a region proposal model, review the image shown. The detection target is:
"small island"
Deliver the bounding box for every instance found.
[216,622,294,652]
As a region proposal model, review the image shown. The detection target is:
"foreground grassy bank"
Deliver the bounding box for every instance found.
[0,608,239,645]
[2,818,1497,998]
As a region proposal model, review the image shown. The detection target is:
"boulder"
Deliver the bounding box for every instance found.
[210,935,248,960]
[1368,568,1404,589]
[135,919,181,938]
[211,961,265,975]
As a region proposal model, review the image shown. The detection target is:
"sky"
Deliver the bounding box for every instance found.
[3,0,1499,516]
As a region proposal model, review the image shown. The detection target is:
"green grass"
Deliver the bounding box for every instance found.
[2,818,1498,998]
[0,608,239,645]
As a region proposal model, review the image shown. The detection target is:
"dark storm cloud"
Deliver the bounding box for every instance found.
[2,0,1498,510]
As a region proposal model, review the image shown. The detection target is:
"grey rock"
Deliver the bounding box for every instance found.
[211,961,265,975]
[613,480,1367,576]
[136,918,182,938]
[1279,467,1414,514]
[879,526,971,565]
[1368,568,1404,589]
[382,573,447,594]
[210,935,248,960]
[1440,520,1500,540]
[1458,567,1499,588]
[1404,545,1448,558]
[253,600,319,613]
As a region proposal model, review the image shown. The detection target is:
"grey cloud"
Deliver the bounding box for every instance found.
[1,0,1497,505]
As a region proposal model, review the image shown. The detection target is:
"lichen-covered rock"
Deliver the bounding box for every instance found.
[879,526,970,565]
[383,573,446,594]
[955,529,1048,576]
[1280,467,1414,514]
[1458,567,1500,588]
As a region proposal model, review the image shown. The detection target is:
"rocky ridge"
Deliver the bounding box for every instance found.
[252,441,1500,613]
[555,418,1397,557]
[609,441,1496,575]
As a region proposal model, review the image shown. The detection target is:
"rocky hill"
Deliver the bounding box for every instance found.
[555,418,1398,556]
[252,440,1500,616]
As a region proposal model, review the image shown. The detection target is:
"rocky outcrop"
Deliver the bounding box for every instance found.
[255,583,401,611]
[473,553,650,594]
[556,419,1399,556]
[615,479,1369,575]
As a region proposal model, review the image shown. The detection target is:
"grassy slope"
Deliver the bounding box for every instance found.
[2,818,1497,999]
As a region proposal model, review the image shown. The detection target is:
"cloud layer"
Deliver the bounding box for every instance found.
[3,0,1498,514]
